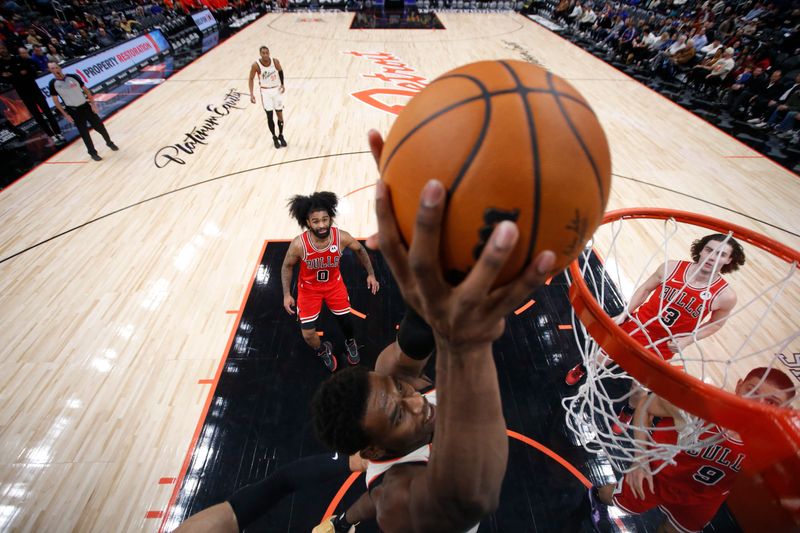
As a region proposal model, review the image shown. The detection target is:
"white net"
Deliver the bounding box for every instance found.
[562,212,800,477]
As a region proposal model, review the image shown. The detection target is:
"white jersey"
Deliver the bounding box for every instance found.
[256,59,280,89]
[365,388,479,533]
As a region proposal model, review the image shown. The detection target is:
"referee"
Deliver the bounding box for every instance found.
[48,62,118,161]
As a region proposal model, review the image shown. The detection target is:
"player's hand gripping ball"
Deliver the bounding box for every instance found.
[379,60,612,286]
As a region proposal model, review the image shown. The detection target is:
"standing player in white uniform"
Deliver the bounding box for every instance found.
[248,46,287,149]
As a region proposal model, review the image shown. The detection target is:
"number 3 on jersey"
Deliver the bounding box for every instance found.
[317,270,329,282]
[661,307,681,327]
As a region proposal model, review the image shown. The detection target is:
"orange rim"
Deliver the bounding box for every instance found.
[567,207,800,472]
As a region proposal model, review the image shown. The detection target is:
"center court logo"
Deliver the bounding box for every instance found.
[345,51,429,115]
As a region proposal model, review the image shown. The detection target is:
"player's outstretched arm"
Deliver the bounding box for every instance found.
[373,177,555,532]
[281,237,303,314]
[341,230,380,294]
[616,263,668,322]
[627,393,682,499]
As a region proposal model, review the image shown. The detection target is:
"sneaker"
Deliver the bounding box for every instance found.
[345,338,360,365]
[273,135,281,148]
[747,117,762,124]
[776,130,795,139]
[90,153,102,161]
[612,407,633,435]
[51,135,65,145]
[317,341,337,372]
[588,487,612,533]
[107,142,119,151]
[278,134,287,147]
[565,363,586,386]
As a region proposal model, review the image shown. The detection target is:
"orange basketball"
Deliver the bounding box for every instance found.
[379,60,612,286]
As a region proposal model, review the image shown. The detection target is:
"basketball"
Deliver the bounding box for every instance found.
[379,60,612,286]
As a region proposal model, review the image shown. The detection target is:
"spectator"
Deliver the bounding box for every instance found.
[764,87,800,136]
[726,66,763,108]
[690,26,708,51]
[698,47,736,94]
[743,69,785,121]
[46,43,64,64]
[26,29,43,47]
[64,33,87,56]
[617,19,640,60]
[578,4,597,33]
[95,27,114,48]
[117,17,139,36]
[567,1,584,27]
[28,46,48,72]
[716,13,736,41]
[0,44,64,145]
[699,38,722,57]
[751,72,800,128]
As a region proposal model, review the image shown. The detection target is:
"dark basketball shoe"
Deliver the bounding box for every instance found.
[278,134,287,147]
[316,341,337,372]
[273,135,281,148]
[588,487,612,533]
[345,339,360,365]
[565,363,586,385]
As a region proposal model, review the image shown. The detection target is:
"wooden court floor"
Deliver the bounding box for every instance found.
[0,11,798,532]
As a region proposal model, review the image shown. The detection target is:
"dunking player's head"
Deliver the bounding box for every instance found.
[690,233,746,274]
[736,367,796,407]
[311,366,435,459]
[287,191,338,239]
[259,45,270,61]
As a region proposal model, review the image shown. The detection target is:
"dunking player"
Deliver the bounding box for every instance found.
[588,367,796,533]
[311,129,557,532]
[566,234,745,432]
[248,46,286,149]
[282,191,379,372]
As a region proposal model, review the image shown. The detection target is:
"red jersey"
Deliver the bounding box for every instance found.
[651,420,746,502]
[299,227,343,287]
[632,260,729,340]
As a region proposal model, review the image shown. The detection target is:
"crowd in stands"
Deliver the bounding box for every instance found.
[0,0,180,69]
[549,0,800,145]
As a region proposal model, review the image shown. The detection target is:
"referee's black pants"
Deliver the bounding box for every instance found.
[66,103,112,156]
[17,83,62,137]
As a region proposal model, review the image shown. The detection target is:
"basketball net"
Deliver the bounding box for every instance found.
[562,209,800,483]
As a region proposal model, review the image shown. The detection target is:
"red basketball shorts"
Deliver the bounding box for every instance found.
[612,474,726,532]
[297,278,350,325]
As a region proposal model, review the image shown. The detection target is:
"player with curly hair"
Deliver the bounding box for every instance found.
[281,191,380,372]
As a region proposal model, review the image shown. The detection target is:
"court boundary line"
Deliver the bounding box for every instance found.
[3,155,797,267]
[0,150,371,265]
[157,238,271,533]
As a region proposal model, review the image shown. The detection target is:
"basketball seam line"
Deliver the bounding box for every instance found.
[498,60,540,271]
[380,82,593,175]
[441,74,492,198]
[545,71,607,208]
